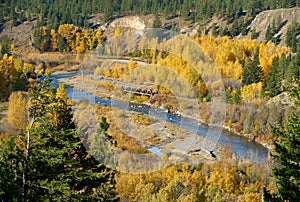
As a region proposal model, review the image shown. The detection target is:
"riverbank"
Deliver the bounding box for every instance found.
[54,72,270,163]
[73,101,223,166]
[59,74,272,153]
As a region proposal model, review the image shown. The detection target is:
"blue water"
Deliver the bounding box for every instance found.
[51,72,269,163]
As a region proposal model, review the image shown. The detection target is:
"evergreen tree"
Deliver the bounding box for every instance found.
[33,27,42,51]
[211,23,218,36]
[58,37,67,53]
[271,79,300,201]
[1,35,11,56]
[153,14,162,28]
[220,27,230,36]
[263,57,282,97]
[240,20,248,36]
[250,29,258,39]
[230,17,240,37]
[0,137,23,201]
[285,46,300,87]
[265,24,273,42]
[286,19,299,52]
[22,78,118,201]
[242,53,263,86]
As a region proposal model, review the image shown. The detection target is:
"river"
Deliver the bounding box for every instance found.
[51,72,269,163]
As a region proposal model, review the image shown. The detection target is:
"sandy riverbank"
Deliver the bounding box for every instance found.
[59,74,272,153]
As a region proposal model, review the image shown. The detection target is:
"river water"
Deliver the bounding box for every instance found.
[51,72,269,163]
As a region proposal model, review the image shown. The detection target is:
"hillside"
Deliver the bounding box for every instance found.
[1,7,300,49]
[248,7,300,44]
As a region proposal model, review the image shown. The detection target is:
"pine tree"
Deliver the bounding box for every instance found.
[250,29,258,39]
[22,78,118,201]
[1,35,11,56]
[263,57,282,97]
[153,14,162,28]
[58,37,67,53]
[242,53,263,86]
[271,79,300,201]
[286,19,299,52]
[265,25,273,42]
[33,27,42,51]
[0,136,23,201]
[211,23,218,36]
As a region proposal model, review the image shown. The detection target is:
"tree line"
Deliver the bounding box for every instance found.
[1,0,300,28]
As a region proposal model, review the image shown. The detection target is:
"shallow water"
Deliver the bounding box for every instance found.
[51,72,269,163]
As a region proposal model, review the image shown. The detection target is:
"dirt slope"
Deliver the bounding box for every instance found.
[248,7,300,44]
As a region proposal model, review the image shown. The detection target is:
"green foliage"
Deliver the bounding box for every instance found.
[211,23,218,36]
[0,35,11,56]
[286,19,299,52]
[0,78,118,201]
[90,116,116,167]
[250,29,258,40]
[153,14,162,28]
[0,0,299,28]
[271,80,300,201]
[242,53,263,86]
[263,53,300,97]
[25,78,117,201]
[263,57,283,97]
[0,136,23,201]
[265,25,274,42]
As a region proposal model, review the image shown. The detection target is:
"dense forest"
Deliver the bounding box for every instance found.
[1,0,300,28]
[0,0,300,201]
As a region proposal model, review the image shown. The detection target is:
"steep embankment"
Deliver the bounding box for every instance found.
[248,7,300,44]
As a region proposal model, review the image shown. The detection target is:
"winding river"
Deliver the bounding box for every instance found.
[51,72,269,163]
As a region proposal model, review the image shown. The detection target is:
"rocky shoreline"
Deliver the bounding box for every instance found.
[58,74,271,158]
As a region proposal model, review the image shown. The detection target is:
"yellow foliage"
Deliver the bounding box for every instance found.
[56,82,67,100]
[241,82,263,103]
[259,41,289,77]
[23,63,34,73]
[104,69,111,77]
[7,91,29,130]
[95,27,103,45]
[50,29,58,51]
[193,35,288,82]
[114,28,122,37]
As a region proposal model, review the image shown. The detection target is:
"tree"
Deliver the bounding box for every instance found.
[242,53,263,86]
[7,91,29,131]
[33,27,42,51]
[56,82,67,100]
[286,19,299,52]
[271,80,300,201]
[265,25,273,42]
[263,57,283,97]
[57,37,67,52]
[22,78,118,201]
[0,136,23,201]
[1,35,11,56]
[250,29,258,39]
[211,23,218,36]
[153,14,162,28]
